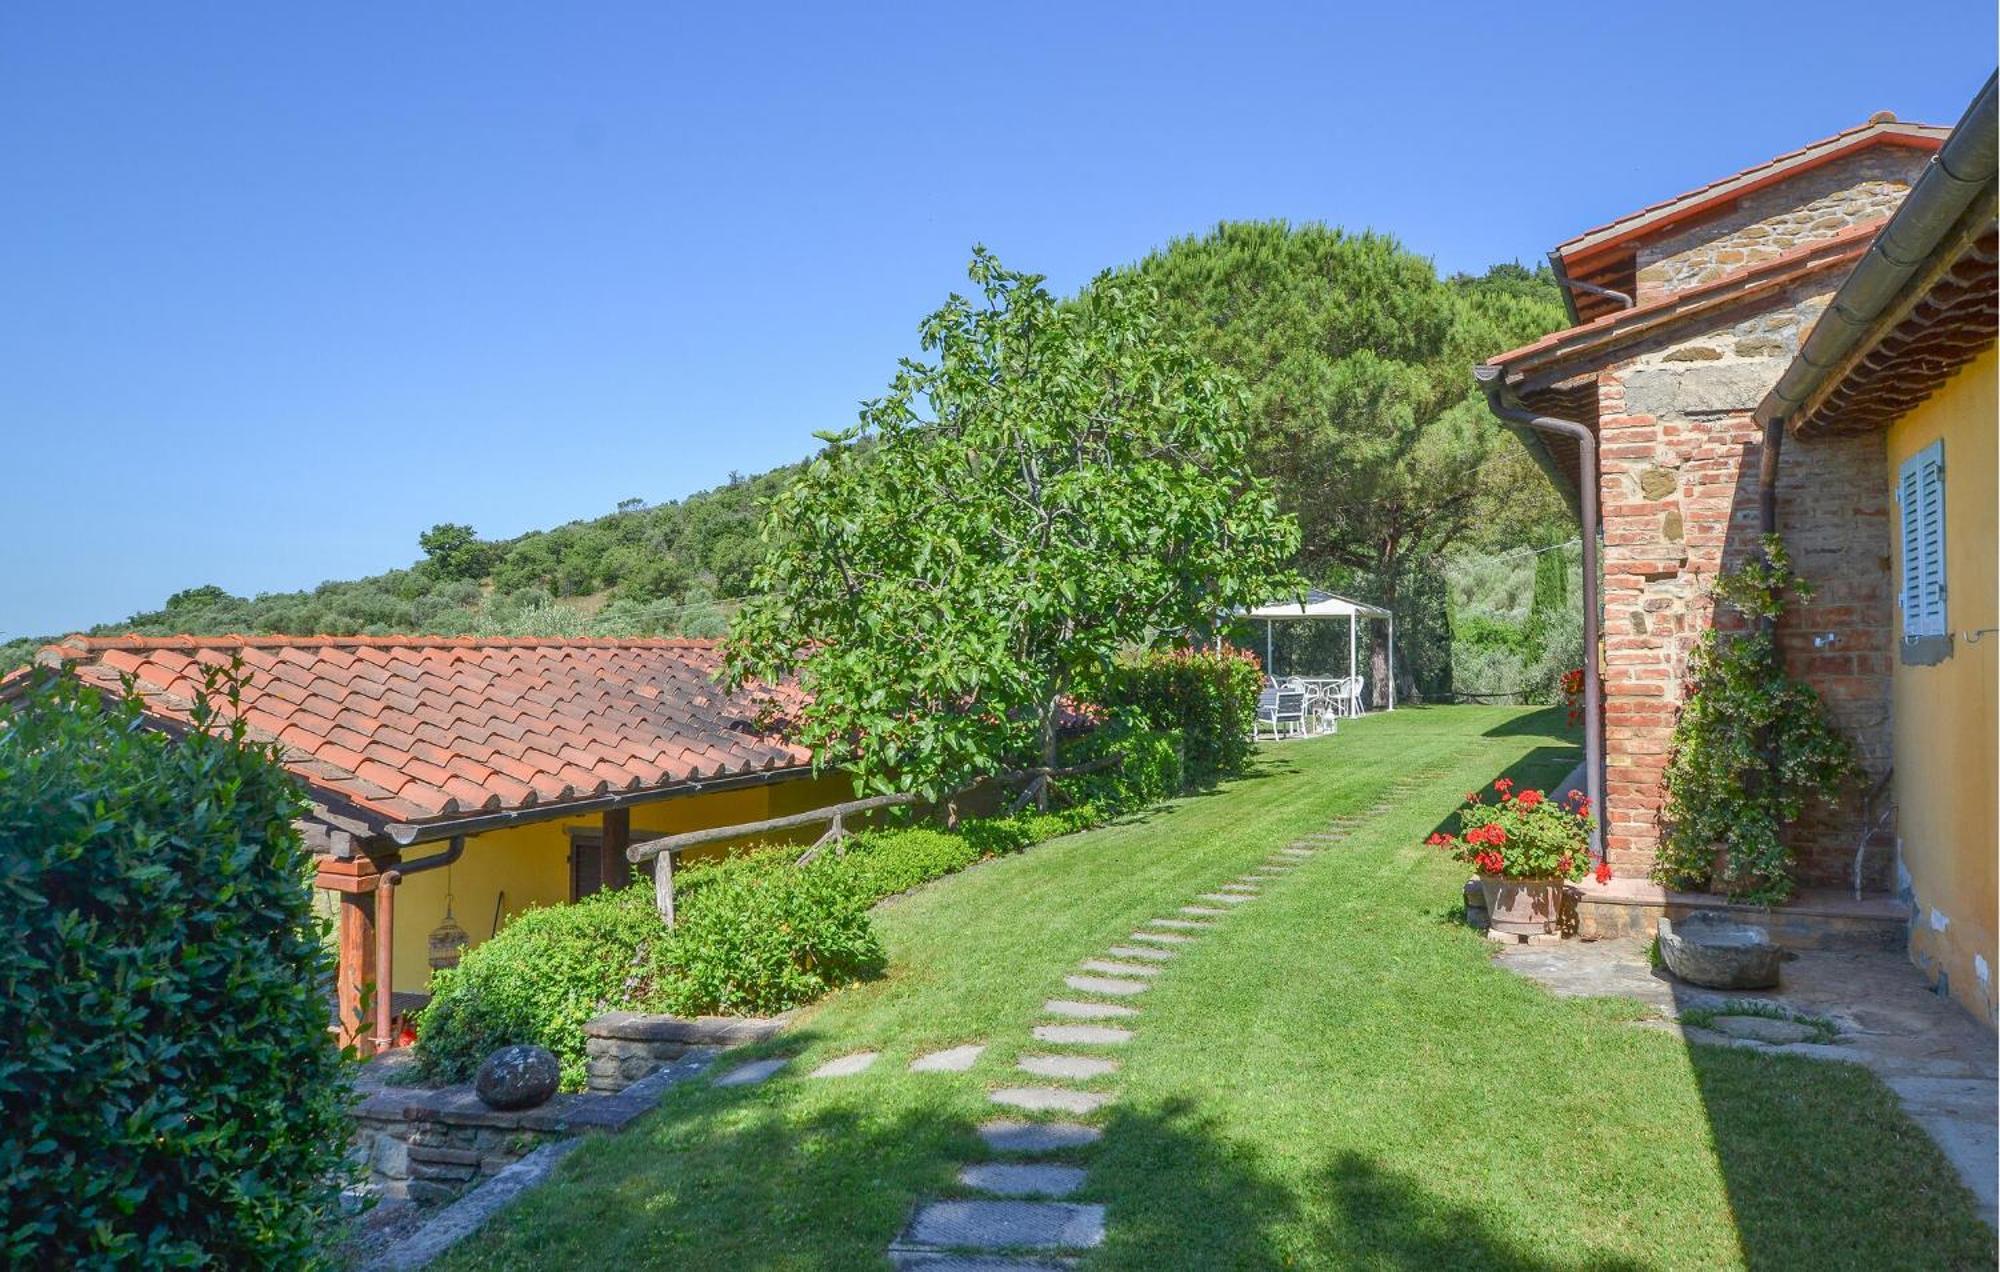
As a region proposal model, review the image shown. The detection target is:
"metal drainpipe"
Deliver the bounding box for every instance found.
[370,835,467,1051]
[1473,367,1606,863]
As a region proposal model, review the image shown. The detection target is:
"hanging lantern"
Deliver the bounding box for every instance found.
[428,894,470,971]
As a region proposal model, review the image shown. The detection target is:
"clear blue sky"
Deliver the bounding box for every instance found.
[2,3,1991,640]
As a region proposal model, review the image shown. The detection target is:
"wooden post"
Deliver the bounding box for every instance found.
[316,855,387,1057]
[653,848,677,927]
[601,807,631,891]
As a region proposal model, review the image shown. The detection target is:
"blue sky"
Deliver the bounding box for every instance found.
[2,3,1991,639]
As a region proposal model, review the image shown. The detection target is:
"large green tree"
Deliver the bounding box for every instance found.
[727,250,1298,802]
[1114,225,1568,698]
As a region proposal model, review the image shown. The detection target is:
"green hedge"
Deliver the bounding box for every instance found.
[0,671,351,1266]
[1103,648,1262,779]
[414,805,1101,1086]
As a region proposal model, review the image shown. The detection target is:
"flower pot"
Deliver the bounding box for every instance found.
[1477,874,1562,935]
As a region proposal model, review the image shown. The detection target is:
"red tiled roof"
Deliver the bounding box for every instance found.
[1553,117,1947,265]
[14,635,810,832]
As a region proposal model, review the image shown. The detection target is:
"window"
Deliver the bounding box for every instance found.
[1896,440,1947,642]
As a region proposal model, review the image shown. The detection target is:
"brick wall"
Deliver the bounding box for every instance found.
[1593,283,1894,886]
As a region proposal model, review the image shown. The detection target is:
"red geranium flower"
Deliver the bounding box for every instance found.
[1494,778,1513,794]
[1594,860,1613,885]
[1515,789,1543,811]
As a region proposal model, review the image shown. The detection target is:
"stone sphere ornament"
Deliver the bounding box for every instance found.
[475,1044,561,1109]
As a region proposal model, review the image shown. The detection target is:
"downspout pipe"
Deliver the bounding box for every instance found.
[1473,366,1606,864]
[371,835,466,1050]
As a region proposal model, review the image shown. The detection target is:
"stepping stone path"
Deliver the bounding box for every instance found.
[1064,975,1149,997]
[810,1051,879,1079]
[911,1045,986,1072]
[888,817,1360,1266]
[713,1057,787,1087]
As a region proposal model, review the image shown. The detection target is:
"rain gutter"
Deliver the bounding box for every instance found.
[1755,72,1999,429]
[1472,366,1606,864]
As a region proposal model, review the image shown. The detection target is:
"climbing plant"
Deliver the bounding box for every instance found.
[1657,537,1859,903]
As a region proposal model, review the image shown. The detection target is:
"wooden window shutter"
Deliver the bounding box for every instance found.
[1896,441,1947,640]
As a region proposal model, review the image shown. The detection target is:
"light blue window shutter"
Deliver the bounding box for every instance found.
[1896,441,1946,639]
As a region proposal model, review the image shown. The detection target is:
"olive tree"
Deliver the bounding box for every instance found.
[727,250,1298,802]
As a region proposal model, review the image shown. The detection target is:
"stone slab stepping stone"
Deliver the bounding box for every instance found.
[1018,1053,1118,1080]
[810,1051,880,1079]
[1127,930,1194,945]
[1080,959,1159,977]
[1277,848,1314,857]
[991,1086,1114,1115]
[979,1119,1103,1151]
[888,1254,1073,1271]
[1709,1014,1817,1045]
[1106,945,1176,961]
[1043,999,1137,1020]
[911,1045,987,1072]
[713,1058,787,1087]
[1197,893,1253,905]
[1065,975,1148,997]
[1181,905,1231,916]
[1147,918,1215,930]
[1033,1024,1133,1046]
[900,1200,1105,1251]
[960,1163,1089,1198]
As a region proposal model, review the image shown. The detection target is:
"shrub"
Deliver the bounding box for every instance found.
[1061,717,1184,810]
[0,669,351,1267]
[415,886,662,1087]
[1658,538,1858,903]
[1103,648,1262,779]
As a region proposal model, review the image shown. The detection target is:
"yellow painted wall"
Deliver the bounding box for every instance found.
[330,771,853,995]
[1886,346,1998,1028]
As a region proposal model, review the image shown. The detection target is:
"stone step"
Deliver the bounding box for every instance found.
[1018,1054,1118,1080]
[911,1045,987,1072]
[979,1119,1103,1152]
[887,1253,1075,1271]
[1064,975,1148,997]
[959,1163,1089,1199]
[1126,931,1195,945]
[1043,999,1138,1021]
[1196,893,1253,905]
[1079,959,1159,977]
[990,1086,1114,1115]
[1031,1024,1132,1046]
[1104,945,1176,961]
[1180,905,1231,917]
[898,1201,1106,1252]
[809,1051,879,1078]
[1146,918,1215,930]
[712,1057,787,1087]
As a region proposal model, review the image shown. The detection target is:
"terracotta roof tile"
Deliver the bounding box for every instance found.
[28,635,810,833]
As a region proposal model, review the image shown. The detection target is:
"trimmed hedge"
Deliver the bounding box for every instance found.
[1103,647,1262,779]
[413,803,1104,1087]
[0,671,351,1267]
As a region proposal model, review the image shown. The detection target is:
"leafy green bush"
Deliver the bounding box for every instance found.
[1062,717,1184,810]
[415,887,663,1087]
[1658,539,1859,903]
[0,670,351,1267]
[1103,648,1262,780]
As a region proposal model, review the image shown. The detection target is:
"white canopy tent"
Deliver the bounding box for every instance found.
[1239,589,1397,710]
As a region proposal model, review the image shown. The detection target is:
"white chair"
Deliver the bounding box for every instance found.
[1254,688,1307,740]
[1331,676,1364,718]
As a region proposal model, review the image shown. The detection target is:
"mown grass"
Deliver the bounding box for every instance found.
[441,707,1990,1269]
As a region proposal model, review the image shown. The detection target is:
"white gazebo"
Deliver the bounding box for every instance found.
[1240,589,1397,710]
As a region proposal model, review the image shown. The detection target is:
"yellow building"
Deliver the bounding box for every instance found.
[30,634,850,1052]
[1756,76,1997,1025]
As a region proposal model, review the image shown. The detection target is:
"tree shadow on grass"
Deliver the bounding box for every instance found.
[1481,707,1581,743]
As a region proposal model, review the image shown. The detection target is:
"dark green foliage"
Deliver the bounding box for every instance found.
[727,250,1299,802]
[418,522,491,581]
[413,802,1118,1087]
[1060,720,1184,811]
[1102,648,1263,780]
[1659,538,1860,903]
[0,669,351,1267]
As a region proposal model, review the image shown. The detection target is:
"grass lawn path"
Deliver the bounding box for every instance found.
[443,707,1991,1269]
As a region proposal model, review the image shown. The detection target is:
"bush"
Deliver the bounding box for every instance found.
[0,670,351,1267]
[1103,648,1261,779]
[1061,717,1184,810]
[415,886,663,1087]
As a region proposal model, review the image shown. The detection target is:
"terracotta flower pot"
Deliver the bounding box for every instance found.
[1477,874,1562,935]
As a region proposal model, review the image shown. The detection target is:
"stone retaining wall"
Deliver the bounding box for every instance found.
[583,1010,784,1093]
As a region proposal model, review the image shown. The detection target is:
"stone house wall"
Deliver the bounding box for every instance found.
[1634,149,1929,302]
[1594,279,1895,885]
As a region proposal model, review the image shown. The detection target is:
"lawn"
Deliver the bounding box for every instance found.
[442,706,1990,1269]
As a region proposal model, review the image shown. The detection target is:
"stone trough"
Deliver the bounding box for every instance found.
[1657,912,1782,990]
